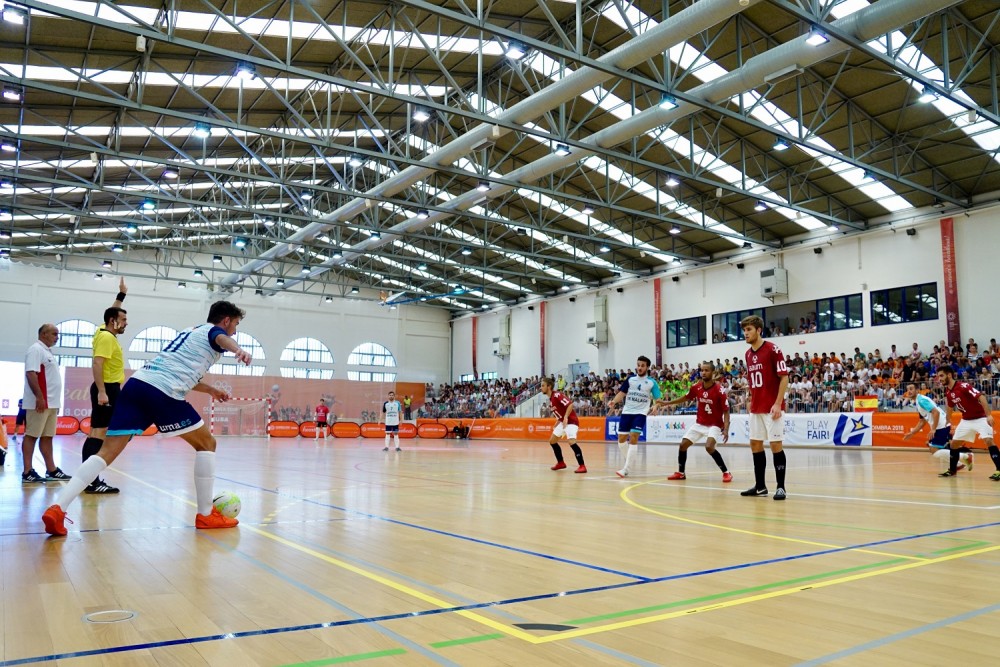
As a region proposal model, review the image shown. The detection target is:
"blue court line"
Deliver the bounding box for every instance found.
[6,520,999,666]
[794,603,1000,666]
[214,475,652,581]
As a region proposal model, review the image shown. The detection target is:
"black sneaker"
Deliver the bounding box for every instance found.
[773,488,787,501]
[85,479,120,494]
[395,447,402,452]
[740,486,769,497]
[22,469,46,483]
[382,446,389,452]
[939,470,957,477]
[45,467,72,481]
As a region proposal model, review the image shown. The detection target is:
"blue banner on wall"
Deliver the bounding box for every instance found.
[604,416,646,442]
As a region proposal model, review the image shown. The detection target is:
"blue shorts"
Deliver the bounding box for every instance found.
[107,379,204,437]
[928,427,952,448]
[619,413,647,435]
[385,424,399,433]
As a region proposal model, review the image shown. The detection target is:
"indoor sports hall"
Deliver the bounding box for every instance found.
[2,1,1000,665]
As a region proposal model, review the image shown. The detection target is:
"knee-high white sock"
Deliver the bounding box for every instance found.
[623,444,638,473]
[393,434,400,448]
[618,439,628,459]
[55,456,107,509]
[384,434,390,448]
[194,451,216,516]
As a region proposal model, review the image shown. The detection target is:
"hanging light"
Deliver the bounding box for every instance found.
[235,61,257,80]
[505,41,526,60]
[754,200,768,212]
[805,29,829,47]
[193,121,211,138]
[659,93,679,110]
[413,108,431,122]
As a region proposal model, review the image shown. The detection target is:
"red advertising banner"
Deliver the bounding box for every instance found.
[416,417,607,441]
[472,316,479,380]
[268,421,301,438]
[417,423,449,438]
[540,301,546,376]
[940,217,961,344]
[654,277,662,367]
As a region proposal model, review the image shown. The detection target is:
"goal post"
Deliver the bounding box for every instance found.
[209,396,272,438]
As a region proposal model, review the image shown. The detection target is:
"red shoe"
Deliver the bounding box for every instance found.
[667,471,686,480]
[195,507,239,529]
[722,472,733,483]
[550,461,567,470]
[574,465,587,473]
[42,504,71,536]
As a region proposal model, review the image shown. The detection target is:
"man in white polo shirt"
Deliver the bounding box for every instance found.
[21,323,72,484]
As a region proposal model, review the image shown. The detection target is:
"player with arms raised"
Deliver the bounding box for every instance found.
[42,301,251,535]
[540,376,586,473]
[740,316,790,500]
[936,367,999,479]
[607,355,662,478]
[382,390,402,452]
[657,361,733,483]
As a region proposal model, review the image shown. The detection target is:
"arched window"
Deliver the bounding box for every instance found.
[347,342,396,382]
[209,331,266,376]
[127,326,178,370]
[280,337,334,379]
[55,319,97,367]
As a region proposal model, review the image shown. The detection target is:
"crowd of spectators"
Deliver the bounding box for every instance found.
[422,337,1000,419]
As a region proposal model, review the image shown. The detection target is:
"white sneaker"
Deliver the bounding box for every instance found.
[615,469,628,478]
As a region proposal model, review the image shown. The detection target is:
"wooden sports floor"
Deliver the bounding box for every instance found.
[2,435,1000,666]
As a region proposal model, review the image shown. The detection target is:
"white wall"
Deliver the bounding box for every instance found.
[0,262,450,382]
[452,208,1000,378]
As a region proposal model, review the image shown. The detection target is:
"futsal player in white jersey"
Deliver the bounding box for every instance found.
[901,383,972,474]
[607,355,662,477]
[382,390,402,452]
[42,301,251,536]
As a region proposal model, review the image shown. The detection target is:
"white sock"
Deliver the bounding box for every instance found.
[56,456,108,509]
[194,451,216,516]
[384,434,390,448]
[618,440,628,459]
[394,434,400,448]
[623,444,637,473]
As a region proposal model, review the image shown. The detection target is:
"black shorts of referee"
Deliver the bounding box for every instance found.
[89,381,122,429]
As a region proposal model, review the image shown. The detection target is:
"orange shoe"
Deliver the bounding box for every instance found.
[722,472,733,483]
[42,504,71,536]
[195,507,239,529]
[574,465,587,473]
[550,461,567,470]
[667,471,686,480]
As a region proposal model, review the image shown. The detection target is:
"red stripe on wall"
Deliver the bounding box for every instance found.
[940,217,961,344]
[654,277,662,367]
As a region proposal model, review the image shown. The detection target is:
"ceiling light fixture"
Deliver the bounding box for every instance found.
[262,217,274,227]
[2,86,22,101]
[805,29,829,47]
[659,93,679,110]
[125,223,138,234]
[582,205,594,215]
[476,180,490,192]
[350,286,359,294]
[301,265,311,274]
[94,273,103,280]
[416,209,429,220]
[773,138,790,151]
[505,41,526,60]
[140,199,156,211]
[461,246,472,256]
[829,223,840,232]
[111,243,123,253]
[177,281,186,288]
[213,254,222,263]
[370,231,381,240]
[332,250,343,259]
[325,296,333,303]
[754,200,768,212]
[162,168,178,179]
[664,175,680,187]
[276,277,284,285]
[554,143,571,157]
[861,170,876,182]
[194,269,204,276]
[234,237,247,248]
[417,263,428,271]
[599,244,610,253]
[917,87,938,104]
[192,121,211,138]
[0,141,16,153]
[348,154,364,168]
[2,4,27,25]
[413,108,431,122]
[101,260,112,268]
[669,225,681,235]
[235,61,257,80]
[301,189,314,201]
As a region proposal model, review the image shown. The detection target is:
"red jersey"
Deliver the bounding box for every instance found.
[549,391,580,425]
[315,404,330,423]
[745,341,789,413]
[944,381,987,419]
[683,381,729,429]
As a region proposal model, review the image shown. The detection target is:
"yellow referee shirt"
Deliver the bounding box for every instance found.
[92,326,125,384]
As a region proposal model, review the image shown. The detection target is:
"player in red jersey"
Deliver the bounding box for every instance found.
[656,361,732,483]
[935,367,1000,479]
[315,399,330,441]
[540,376,586,473]
[740,315,790,500]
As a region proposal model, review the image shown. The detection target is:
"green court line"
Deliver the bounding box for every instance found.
[279,648,407,666]
[429,633,506,648]
[913,541,991,557]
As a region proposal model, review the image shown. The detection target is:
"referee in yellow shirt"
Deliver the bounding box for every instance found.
[82,278,128,494]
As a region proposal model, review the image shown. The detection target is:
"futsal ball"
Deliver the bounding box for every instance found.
[212,491,241,519]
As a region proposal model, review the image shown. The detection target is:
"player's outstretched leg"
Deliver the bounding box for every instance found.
[179,425,237,529]
[668,440,691,480]
[706,442,732,483]
[570,442,586,473]
[550,441,566,470]
[43,435,129,535]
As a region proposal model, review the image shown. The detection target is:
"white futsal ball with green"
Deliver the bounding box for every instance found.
[212,491,241,518]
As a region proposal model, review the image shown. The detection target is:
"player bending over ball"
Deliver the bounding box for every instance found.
[42,301,251,536]
[901,383,972,475]
[540,376,586,473]
[656,362,733,483]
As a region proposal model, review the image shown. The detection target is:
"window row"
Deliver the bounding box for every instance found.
[667,284,937,349]
[52,323,396,380]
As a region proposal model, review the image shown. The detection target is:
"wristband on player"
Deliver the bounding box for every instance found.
[116,292,127,302]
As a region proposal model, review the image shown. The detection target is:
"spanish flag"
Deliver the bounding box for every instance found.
[853,395,879,412]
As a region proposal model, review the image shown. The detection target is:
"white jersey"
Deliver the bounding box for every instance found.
[915,393,944,423]
[383,400,401,426]
[618,375,663,415]
[132,324,226,400]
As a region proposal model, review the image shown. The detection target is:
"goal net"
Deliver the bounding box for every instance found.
[210,397,272,437]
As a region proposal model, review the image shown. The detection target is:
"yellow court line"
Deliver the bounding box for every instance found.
[620,479,924,561]
[112,469,539,643]
[534,543,1000,643]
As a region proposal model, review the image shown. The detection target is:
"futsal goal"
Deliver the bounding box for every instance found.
[209,397,272,438]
